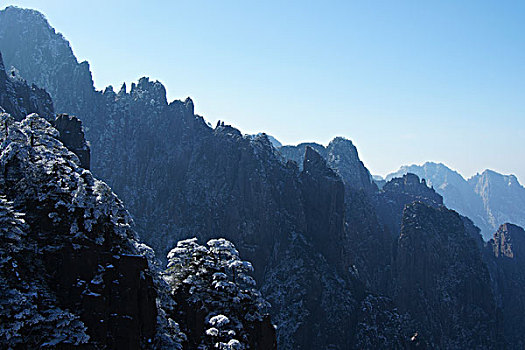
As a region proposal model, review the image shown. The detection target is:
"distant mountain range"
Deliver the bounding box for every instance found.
[384,162,525,240]
[2,5,525,349]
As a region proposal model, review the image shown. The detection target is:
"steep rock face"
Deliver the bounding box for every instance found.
[299,146,345,264]
[347,173,444,294]
[490,223,525,259]
[484,223,525,347]
[264,147,415,349]
[344,186,391,293]
[280,138,390,292]
[0,52,54,121]
[0,113,182,348]
[261,228,367,350]
[261,229,419,349]
[370,173,443,293]
[395,202,500,348]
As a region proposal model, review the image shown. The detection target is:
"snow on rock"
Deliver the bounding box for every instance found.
[0,111,184,348]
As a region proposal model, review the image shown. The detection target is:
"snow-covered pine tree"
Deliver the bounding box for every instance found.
[0,195,90,347]
[166,238,271,349]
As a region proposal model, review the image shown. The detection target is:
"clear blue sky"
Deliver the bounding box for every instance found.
[3,0,525,182]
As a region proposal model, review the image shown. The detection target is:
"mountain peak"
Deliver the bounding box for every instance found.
[2,6,49,26]
[326,137,376,193]
[129,77,168,106]
[184,97,194,115]
[118,82,127,95]
[330,136,354,146]
[327,136,358,157]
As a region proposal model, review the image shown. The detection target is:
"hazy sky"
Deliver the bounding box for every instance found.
[3,0,525,182]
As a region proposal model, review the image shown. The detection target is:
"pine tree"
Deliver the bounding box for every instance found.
[166,238,270,349]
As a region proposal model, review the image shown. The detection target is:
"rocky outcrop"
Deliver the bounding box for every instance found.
[383,173,442,205]
[53,113,90,169]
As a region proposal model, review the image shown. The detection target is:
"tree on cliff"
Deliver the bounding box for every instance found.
[165,237,271,349]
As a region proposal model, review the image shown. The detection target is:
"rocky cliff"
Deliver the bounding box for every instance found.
[3,6,525,349]
[395,202,500,348]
